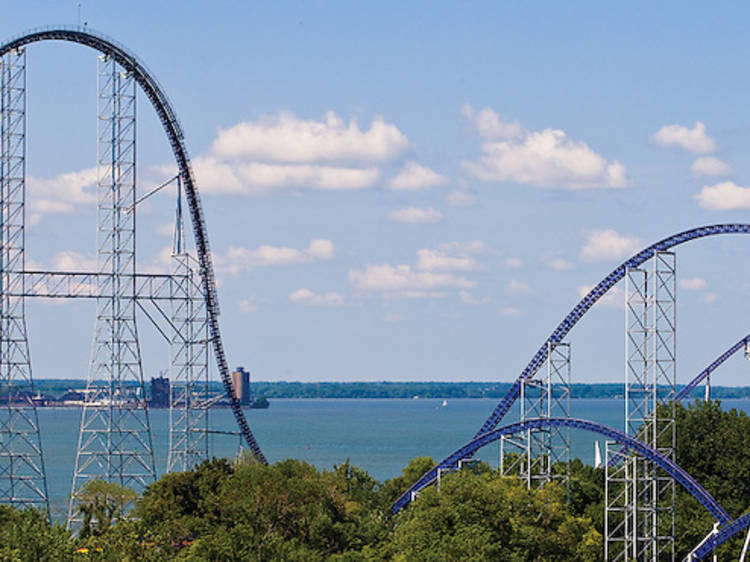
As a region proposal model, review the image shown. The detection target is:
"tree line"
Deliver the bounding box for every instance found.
[1,400,749,560]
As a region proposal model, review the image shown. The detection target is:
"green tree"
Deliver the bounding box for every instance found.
[75,480,138,539]
[0,506,74,561]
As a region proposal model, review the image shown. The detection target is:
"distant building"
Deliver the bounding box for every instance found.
[150,376,170,408]
[231,367,251,406]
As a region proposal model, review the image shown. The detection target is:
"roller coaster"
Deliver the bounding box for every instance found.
[1,26,749,560]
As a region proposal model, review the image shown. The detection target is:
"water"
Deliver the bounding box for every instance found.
[39,398,750,521]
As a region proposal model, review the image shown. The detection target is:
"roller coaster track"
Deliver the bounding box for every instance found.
[0,26,266,463]
[397,224,750,512]
[391,417,731,526]
[675,333,750,402]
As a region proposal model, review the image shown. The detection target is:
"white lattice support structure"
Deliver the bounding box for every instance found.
[499,342,570,491]
[0,48,48,509]
[68,56,155,526]
[605,254,676,561]
[167,180,210,473]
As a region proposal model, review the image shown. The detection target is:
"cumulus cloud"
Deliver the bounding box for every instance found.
[542,252,575,271]
[348,264,475,294]
[652,122,716,153]
[578,285,624,309]
[415,241,487,271]
[211,111,409,163]
[239,298,258,313]
[387,161,447,190]
[289,288,344,306]
[704,292,718,304]
[505,279,532,296]
[680,277,707,290]
[445,189,476,207]
[463,129,626,189]
[387,206,444,224]
[694,181,750,210]
[193,156,381,194]
[691,156,730,177]
[500,306,521,317]
[462,105,523,140]
[50,251,98,272]
[504,257,522,269]
[580,229,642,262]
[27,167,98,224]
[214,238,334,275]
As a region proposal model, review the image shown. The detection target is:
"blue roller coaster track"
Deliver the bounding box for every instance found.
[397,224,750,512]
[0,26,266,463]
[675,333,750,402]
[391,417,731,526]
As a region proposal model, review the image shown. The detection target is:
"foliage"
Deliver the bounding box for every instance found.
[75,480,138,539]
[0,506,74,561]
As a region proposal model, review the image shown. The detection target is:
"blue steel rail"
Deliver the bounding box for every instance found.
[675,333,750,402]
[0,27,266,463]
[693,512,750,559]
[399,224,750,510]
[391,417,731,525]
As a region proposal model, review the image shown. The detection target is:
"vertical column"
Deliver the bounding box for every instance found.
[0,48,48,509]
[652,251,676,561]
[68,55,155,526]
[605,255,676,561]
[499,342,570,492]
[167,178,210,473]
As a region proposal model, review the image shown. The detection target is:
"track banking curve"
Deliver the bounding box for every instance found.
[675,333,750,402]
[391,417,731,525]
[398,224,750,512]
[0,26,266,462]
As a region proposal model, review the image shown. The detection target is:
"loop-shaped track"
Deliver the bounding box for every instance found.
[0,26,266,462]
[392,417,731,525]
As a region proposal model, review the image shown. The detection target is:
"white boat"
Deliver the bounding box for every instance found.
[441,400,448,407]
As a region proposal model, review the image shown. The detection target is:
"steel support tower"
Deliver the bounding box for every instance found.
[167,179,211,473]
[0,48,48,510]
[500,341,570,491]
[68,56,156,524]
[605,252,676,561]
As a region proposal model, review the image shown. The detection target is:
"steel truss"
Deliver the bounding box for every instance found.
[500,341,570,491]
[68,55,152,526]
[167,180,210,473]
[605,252,676,561]
[0,47,49,510]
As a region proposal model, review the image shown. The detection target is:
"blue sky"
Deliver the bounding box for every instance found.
[4,2,750,384]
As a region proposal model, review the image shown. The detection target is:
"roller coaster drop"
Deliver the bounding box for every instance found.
[2,27,750,559]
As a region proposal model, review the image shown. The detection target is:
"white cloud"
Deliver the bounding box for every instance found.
[445,189,476,207]
[691,156,730,177]
[387,161,447,190]
[704,292,718,304]
[415,242,486,272]
[462,105,523,140]
[27,167,98,223]
[239,298,258,313]
[652,122,716,153]
[505,279,532,296]
[349,264,475,294]
[211,111,409,163]
[694,181,750,210]
[459,290,488,305]
[387,206,444,224]
[193,157,381,194]
[504,257,522,269]
[578,285,624,309]
[463,129,626,189]
[214,238,334,275]
[289,288,344,306]
[542,253,574,271]
[51,251,97,272]
[461,108,626,189]
[156,223,175,237]
[580,229,642,262]
[680,277,707,290]
[500,306,521,317]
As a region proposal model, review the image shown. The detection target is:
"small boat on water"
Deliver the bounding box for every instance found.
[441,400,448,407]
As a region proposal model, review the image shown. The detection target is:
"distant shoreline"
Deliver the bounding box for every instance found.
[26,379,750,401]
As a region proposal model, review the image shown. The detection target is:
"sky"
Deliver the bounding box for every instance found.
[3,2,750,385]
